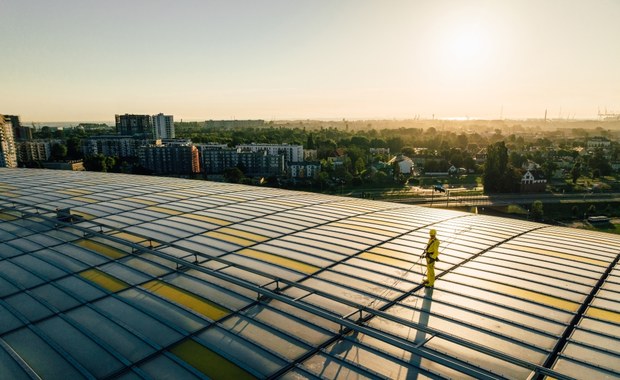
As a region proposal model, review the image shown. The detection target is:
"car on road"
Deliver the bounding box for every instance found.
[433,185,446,193]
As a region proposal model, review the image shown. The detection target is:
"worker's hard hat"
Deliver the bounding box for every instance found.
[429,229,436,236]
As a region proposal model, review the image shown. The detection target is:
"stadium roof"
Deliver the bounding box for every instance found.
[0,168,619,380]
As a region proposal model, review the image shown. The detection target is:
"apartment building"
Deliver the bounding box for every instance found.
[115,114,154,139]
[0,115,17,168]
[138,141,200,175]
[237,143,303,163]
[153,113,175,139]
[15,140,51,162]
[81,136,146,157]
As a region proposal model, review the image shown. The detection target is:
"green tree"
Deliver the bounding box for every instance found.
[350,135,370,149]
[509,151,526,168]
[374,170,388,184]
[392,161,401,181]
[50,143,68,161]
[105,156,116,172]
[530,200,544,221]
[315,171,329,190]
[456,133,468,149]
[386,137,404,153]
[589,149,612,177]
[571,162,581,184]
[39,126,52,139]
[369,138,387,148]
[66,137,82,160]
[84,154,106,172]
[306,133,316,149]
[483,141,519,193]
[223,167,244,183]
[401,147,415,157]
[541,160,557,180]
[354,157,366,175]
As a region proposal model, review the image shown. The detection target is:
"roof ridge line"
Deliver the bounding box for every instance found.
[536,251,620,379]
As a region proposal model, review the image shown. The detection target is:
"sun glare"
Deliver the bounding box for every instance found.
[450,26,485,61]
[432,19,497,83]
[442,22,491,63]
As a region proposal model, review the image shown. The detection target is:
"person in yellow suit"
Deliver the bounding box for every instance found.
[423,229,440,287]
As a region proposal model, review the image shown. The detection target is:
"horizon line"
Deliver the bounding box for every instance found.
[21,116,618,125]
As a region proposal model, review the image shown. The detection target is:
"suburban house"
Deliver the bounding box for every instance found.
[520,169,547,192]
[388,154,414,175]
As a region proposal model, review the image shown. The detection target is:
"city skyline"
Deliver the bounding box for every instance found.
[2,0,619,122]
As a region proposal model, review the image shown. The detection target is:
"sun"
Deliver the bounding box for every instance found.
[450,26,485,60]
[442,23,489,63]
[432,20,497,81]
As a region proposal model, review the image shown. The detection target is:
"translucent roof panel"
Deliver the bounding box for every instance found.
[0,168,619,379]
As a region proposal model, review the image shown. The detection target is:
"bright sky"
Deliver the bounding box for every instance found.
[1,0,619,122]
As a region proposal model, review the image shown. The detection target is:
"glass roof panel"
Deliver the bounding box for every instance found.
[0,260,45,289]
[0,211,19,221]
[584,306,620,324]
[36,317,124,378]
[11,255,67,281]
[293,231,371,252]
[54,275,107,301]
[180,212,231,226]
[195,326,288,377]
[0,341,31,380]
[244,304,333,346]
[149,219,206,236]
[92,297,182,347]
[119,256,171,277]
[320,334,467,380]
[96,262,150,285]
[3,327,86,380]
[0,304,24,335]
[29,284,81,312]
[45,243,108,267]
[253,243,334,267]
[235,248,321,275]
[122,225,179,243]
[65,306,156,363]
[142,280,232,321]
[117,288,208,333]
[427,280,574,323]
[74,239,126,260]
[0,243,23,259]
[268,238,348,261]
[552,356,618,380]
[5,237,45,253]
[169,338,258,379]
[180,234,241,253]
[222,255,307,283]
[298,352,379,380]
[138,355,202,379]
[442,272,581,313]
[79,268,130,293]
[221,315,312,360]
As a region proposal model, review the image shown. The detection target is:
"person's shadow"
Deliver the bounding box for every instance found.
[404,287,434,379]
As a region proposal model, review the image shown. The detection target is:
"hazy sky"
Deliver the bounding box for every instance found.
[1,0,619,122]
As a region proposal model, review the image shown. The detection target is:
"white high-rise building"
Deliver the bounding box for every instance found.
[153,113,175,139]
[0,115,17,168]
